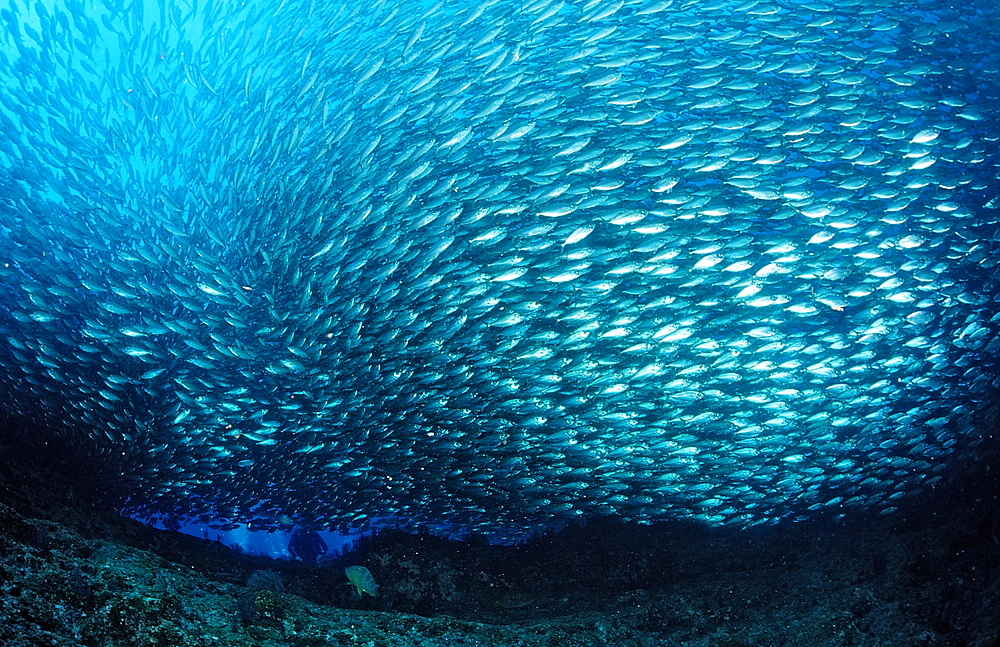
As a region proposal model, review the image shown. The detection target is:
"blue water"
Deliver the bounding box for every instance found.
[0,0,998,541]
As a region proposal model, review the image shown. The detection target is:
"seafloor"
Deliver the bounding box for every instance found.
[0,432,998,647]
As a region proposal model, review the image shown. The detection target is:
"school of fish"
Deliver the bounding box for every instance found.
[0,0,998,540]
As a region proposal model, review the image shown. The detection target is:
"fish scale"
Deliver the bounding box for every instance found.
[0,0,998,541]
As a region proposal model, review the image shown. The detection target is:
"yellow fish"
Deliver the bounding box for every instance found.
[344,566,379,597]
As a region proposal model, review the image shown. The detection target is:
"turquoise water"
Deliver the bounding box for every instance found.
[0,0,998,541]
